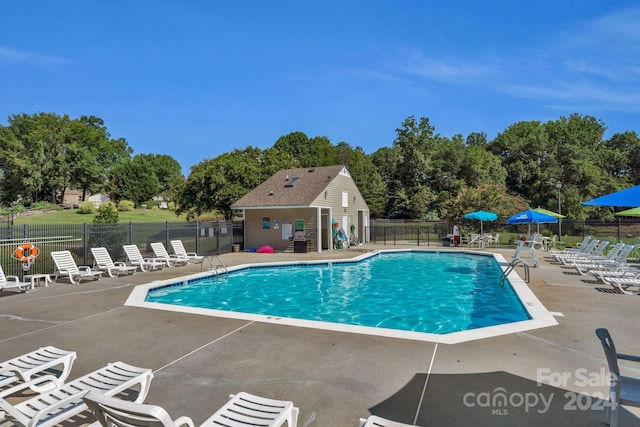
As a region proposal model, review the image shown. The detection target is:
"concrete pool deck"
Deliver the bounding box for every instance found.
[1,244,639,426]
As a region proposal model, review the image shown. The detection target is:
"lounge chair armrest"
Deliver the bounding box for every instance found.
[617,353,640,363]
[78,266,93,272]
[113,261,127,267]
[5,275,20,284]
[0,366,22,381]
[0,373,61,398]
[173,416,196,427]
[186,252,197,257]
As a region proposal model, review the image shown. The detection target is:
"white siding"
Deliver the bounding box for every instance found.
[310,172,369,244]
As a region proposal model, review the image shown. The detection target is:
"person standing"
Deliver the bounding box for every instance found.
[453,222,460,247]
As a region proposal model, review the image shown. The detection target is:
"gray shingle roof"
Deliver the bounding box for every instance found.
[231,165,347,208]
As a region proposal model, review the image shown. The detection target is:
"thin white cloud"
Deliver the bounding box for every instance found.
[289,5,640,116]
[0,46,72,66]
[391,47,493,83]
[587,6,640,43]
[374,5,640,114]
[504,79,640,112]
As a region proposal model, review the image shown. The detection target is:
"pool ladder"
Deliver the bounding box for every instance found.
[202,255,229,277]
[500,258,530,288]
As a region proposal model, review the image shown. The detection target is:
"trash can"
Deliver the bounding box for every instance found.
[442,237,451,247]
[294,240,307,253]
[232,244,240,252]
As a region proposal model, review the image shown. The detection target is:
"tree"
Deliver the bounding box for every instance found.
[0,112,131,206]
[458,145,507,188]
[137,154,184,201]
[602,131,640,182]
[107,155,160,206]
[176,146,298,220]
[273,132,335,167]
[543,114,609,218]
[68,116,132,201]
[488,120,548,204]
[380,116,439,218]
[445,185,529,224]
[0,112,72,204]
[394,116,436,190]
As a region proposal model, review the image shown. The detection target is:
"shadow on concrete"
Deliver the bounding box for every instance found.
[366,371,637,426]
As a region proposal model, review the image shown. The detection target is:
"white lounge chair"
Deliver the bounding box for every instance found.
[558,240,609,265]
[552,238,600,262]
[512,240,538,267]
[525,233,545,250]
[0,361,153,427]
[569,244,637,275]
[559,241,621,266]
[84,390,299,427]
[51,250,104,284]
[0,346,76,393]
[595,328,640,427]
[170,240,205,264]
[91,247,138,278]
[549,235,593,255]
[0,264,33,293]
[602,275,640,295]
[151,242,189,268]
[590,265,640,283]
[359,415,420,427]
[123,245,166,272]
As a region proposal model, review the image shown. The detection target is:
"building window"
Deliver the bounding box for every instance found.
[342,191,348,207]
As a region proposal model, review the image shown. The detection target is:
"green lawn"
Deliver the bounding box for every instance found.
[10,208,188,225]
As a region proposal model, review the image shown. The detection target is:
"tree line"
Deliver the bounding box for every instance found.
[2,112,638,222]
[0,113,184,208]
[177,114,640,221]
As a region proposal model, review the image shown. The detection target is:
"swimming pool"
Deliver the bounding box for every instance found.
[127,250,558,343]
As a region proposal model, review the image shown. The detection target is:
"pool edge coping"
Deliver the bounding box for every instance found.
[124,249,559,344]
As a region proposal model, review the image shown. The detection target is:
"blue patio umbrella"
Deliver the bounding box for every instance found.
[582,185,640,207]
[463,210,498,234]
[507,209,558,234]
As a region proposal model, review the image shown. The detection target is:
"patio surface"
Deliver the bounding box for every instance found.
[1,244,639,426]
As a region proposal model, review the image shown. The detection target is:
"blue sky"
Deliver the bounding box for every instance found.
[2,1,639,175]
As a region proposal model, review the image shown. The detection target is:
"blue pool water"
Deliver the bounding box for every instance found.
[145,251,530,334]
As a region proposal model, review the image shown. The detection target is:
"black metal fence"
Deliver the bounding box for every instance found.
[0,221,243,278]
[371,218,640,248]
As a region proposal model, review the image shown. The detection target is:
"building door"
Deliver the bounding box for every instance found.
[321,213,329,250]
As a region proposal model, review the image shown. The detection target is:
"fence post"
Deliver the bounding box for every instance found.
[217,220,221,254]
[417,226,420,246]
[165,221,170,247]
[195,221,200,254]
[617,218,621,241]
[83,223,88,265]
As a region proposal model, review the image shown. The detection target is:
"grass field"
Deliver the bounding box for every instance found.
[10,208,188,225]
